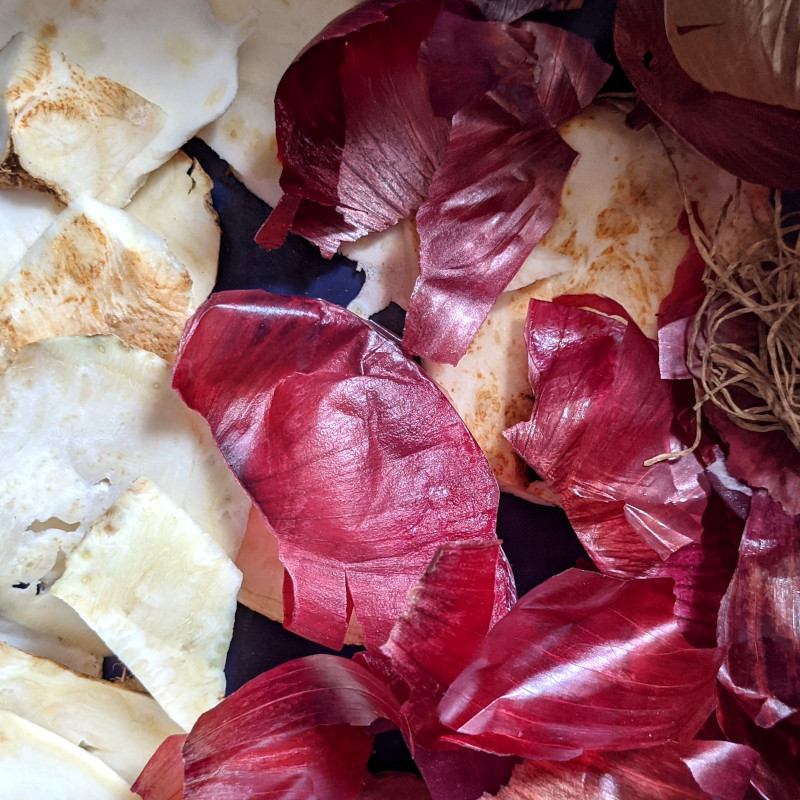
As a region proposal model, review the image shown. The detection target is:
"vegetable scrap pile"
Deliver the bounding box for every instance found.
[0,1,799,799]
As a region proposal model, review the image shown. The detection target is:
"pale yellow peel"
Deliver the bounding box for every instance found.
[52,477,243,731]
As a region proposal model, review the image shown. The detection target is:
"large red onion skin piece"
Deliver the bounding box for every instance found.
[437,569,723,760]
[717,492,800,729]
[485,741,758,800]
[173,290,500,649]
[182,655,402,800]
[505,297,708,577]
[614,0,800,190]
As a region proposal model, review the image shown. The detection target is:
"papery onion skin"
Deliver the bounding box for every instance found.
[644,487,743,649]
[466,0,584,22]
[258,0,611,364]
[256,0,446,255]
[173,290,501,649]
[437,569,723,760]
[132,734,187,800]
[182,655,402,800]
[356,540,517,800]
[717,682,800,800]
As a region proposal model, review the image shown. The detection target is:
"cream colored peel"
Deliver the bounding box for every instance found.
[0,32,165,205]
[344,219,420,321]
[0,335,250,655]
[0,151,221,301]
[52,478,243,731]
[0,616,103,677]
[0,194,193,368]
[424,100,770,501]
[0,188,61,281]
[0,641,182,783]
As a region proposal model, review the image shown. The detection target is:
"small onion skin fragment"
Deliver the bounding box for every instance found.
[485,740,758,800]
[718,492,800,730]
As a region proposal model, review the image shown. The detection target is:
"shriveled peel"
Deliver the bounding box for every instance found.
[0,616,103,677]
[0,194,193,368]
[52,477,243,732]
[0,335,249,655]
[0,710,138,799]
[0,32,165,205]
[0,641,182,783]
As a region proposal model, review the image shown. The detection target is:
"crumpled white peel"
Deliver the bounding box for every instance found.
[0,32,165,205]
[52,477,243,732]
[0,641,182,783]
[0,0,245,203]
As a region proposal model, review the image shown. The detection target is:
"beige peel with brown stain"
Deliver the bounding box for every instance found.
[127,151,220,308]
[0,195,193,369]
[0,32,165,205]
